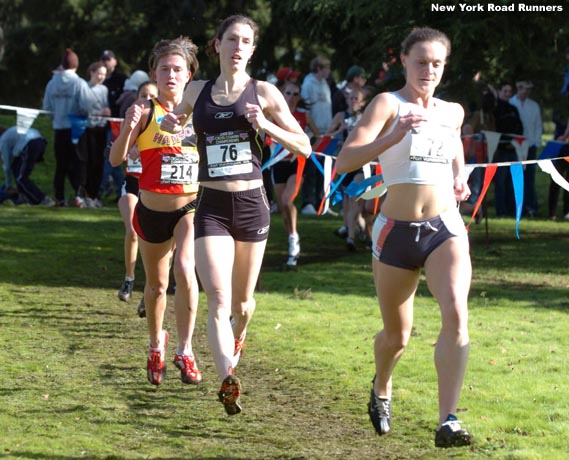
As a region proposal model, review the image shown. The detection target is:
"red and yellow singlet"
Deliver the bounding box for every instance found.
[137,99,199,194]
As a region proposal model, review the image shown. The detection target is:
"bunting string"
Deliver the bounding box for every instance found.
[4,104,569,237]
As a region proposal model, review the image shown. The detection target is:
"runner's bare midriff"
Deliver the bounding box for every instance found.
[380,183,456,221]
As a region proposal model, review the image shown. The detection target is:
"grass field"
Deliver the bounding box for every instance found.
[0,112,568,459]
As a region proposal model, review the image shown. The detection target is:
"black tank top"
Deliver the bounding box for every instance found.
[193,79,264,181]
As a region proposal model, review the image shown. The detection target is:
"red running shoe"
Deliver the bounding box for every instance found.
[173,353,203,384]
[147,331,169,385]
[218,375,242,416]
[233,332,247,367]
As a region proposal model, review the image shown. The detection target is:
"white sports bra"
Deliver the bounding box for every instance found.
[379,92,460,188]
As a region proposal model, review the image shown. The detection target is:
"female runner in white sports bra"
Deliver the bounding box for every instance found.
[336,27,473,448]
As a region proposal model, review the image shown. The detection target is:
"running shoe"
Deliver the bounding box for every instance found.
[218,374,242,415]
[147,331,168,385]
[72,196,85,208]
[40,196,55,207]
[118,279,134,302]
[368,378,391,435]
[173,353,203,384]
[434,414,473,448]
[137,297,146,318]
[346,237,357,252]
[288,234,300,258]
[334,226,347,239]
[286,254,299,268]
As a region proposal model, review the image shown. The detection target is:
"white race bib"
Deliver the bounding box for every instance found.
[126,156,142,175]
[160,150,198,184]
[409,122,455,165]
[205,131,252,177]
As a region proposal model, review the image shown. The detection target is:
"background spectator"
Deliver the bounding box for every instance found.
[43,48,94,207]
[101,50,127,118]
[0,126,53,205]
[300,55,332,215]
[492,81,523,217]
[509,80,542,217]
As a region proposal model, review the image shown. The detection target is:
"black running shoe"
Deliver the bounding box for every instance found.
[137,297,146,318]
[435,414,473,448]
[334,226,347,239]
[346,237,357,252]
[368,378,391,435]
[118,279,134,302]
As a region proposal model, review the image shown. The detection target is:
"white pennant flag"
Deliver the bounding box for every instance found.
[481,130,501,163]
[511,138,531,162]
[538,159,569,193]
[464,164,476,180]
[16,108,40,134]
[320,155,334,215]
[358,182,387,200]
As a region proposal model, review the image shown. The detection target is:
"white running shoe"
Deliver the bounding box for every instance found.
[286,255,298,267]
[288,233,300,258]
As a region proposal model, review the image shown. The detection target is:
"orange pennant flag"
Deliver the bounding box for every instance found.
[290,155,307,203]
[466,165,497,230]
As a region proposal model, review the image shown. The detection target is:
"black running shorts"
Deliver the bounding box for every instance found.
[194,186,270,242]
[121,175,139,197]
[272,159,298,185]
[133,199,196,243]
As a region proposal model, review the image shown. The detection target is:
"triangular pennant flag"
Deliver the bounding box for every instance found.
[481,131,501,163]
[69,114,89,144]
[323,137,341,156]
[313,135,332,153]
[291,155,307,203]
[510,163,524,239]
[538,159,569,194]
[359,182,387,200]
[466,165,496,230]
[373,164,382,214]
[310,153,325,175]
[512,136,525,147]
[511,138,531,162]
[16,108,40,134]
[109,120,122,141]
[464,164,475,180]
[317,155,334,215]
[344,174,384,197]
[538,140,565,159]
[261,145,290,170]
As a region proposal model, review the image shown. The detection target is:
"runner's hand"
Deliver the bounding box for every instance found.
[160,112,188,134]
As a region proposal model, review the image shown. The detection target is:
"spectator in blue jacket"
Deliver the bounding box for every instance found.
[43,48,94,207]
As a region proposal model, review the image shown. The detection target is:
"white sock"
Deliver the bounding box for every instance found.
[176,346,193,356]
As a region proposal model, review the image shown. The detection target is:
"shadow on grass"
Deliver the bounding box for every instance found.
[1,208,568,307]
[4,453,246,460]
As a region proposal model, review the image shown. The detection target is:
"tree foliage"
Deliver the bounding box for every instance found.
[1,0,567,114]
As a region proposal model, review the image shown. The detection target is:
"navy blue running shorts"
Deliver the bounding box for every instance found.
[371,207,467,270]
